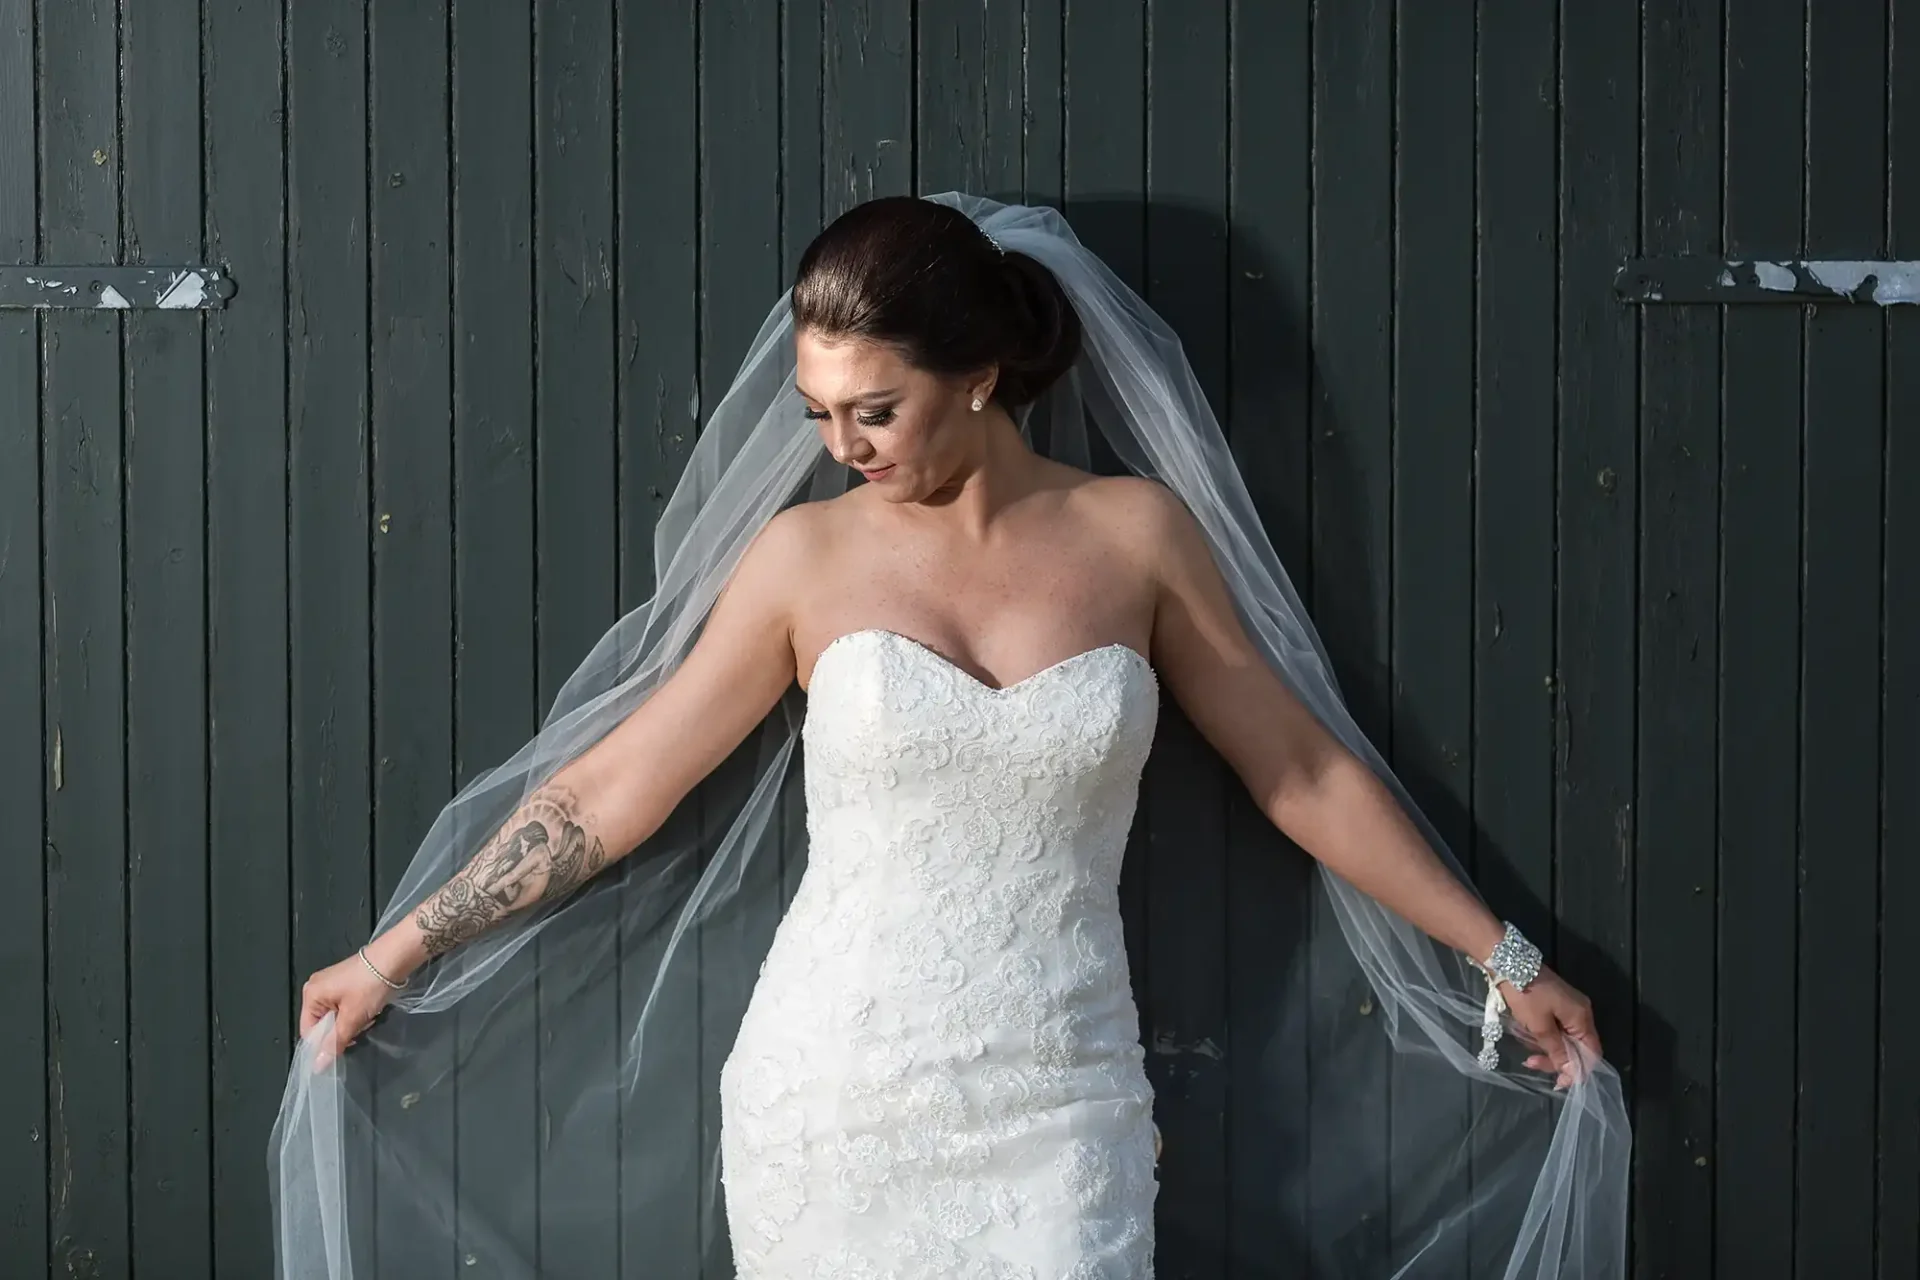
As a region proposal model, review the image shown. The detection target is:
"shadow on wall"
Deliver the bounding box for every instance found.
[1005,194,1646,1277]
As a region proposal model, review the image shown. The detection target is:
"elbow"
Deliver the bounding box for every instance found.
[1257,740,1346,825]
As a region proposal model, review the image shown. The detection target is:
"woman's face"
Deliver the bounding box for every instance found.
[794,328,987,501]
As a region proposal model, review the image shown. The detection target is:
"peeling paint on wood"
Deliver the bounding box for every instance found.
[0,265,235,309]
[1617,257,1920,304]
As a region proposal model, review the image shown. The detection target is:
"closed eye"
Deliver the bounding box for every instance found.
[803,406,897,427]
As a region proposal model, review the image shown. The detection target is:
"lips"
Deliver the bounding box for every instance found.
[859,464,896,481]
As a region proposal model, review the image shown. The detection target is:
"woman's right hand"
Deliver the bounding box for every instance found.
[299,950,399,1070]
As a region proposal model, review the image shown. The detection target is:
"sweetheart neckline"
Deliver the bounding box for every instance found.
[808,627,1154,696]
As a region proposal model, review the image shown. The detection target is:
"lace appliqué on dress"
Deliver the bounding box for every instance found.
[719,630,1161,1278]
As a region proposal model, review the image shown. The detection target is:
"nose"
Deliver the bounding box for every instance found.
[820,414,873,466]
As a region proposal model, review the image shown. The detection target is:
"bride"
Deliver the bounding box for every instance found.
[274,194,1629,1278]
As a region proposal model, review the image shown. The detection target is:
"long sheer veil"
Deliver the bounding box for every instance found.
[269,193,1629,1279]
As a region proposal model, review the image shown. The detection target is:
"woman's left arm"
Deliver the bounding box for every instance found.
[1125,480,1601,1086]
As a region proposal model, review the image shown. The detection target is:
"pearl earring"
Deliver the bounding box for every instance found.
[971,397,984,412]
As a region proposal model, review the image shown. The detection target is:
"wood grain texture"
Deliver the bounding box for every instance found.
[40,0,128,1273]
[1713,6,1803,1275]
[1880,7,1920,1274]
[122,0,212,1270]
[824,0,913,213]
[1635,1,1722,1272]
[203,0,291,1272]
[0,0,45,1267]
[916,0,1025,199]
[1555,0,1639,1156]
[1798,5,1887,1275]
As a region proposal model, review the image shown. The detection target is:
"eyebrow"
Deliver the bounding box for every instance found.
[794,383,900,406]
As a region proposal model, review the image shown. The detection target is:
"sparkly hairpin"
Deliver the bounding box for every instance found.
[984,230,1006,256]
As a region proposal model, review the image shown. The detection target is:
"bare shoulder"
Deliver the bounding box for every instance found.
[718,500,838,621]
[1066,472,1204,567]
[1071,472,1187,519]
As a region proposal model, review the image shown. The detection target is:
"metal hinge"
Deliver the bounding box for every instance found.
[1616,258,1919,306]
[0,265,235,310]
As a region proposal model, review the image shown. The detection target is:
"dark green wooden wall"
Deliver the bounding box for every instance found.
[2,1,1915,1276]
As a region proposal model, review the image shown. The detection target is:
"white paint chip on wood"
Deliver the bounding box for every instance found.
[156,270,210,309]
[1743,259,1920,304]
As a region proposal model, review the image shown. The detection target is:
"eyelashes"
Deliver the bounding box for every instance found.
[804,407,898,427]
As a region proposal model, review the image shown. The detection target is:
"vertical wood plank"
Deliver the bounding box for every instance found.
[1714,4,1804,1274]
[1390,2,1476,1271]
[1554,0,1638,1151]
[448,2,539,1272]
[1799,4,1887,1275]
[287,3,374,1271]
[1308,0,1393,1267]
[617,0,699,616]
[203,0,290,1272]
[698,0,784,1266]
[1064,0,1145,299]
[1226,1,1312,1269]
[1143,1,1230,1273]
[122,0,211,1271]
[369,2,454,1274]
[1023,0,1064,206]
[40,0,129,1272]
[823,0,913,214]
[369,0,453,984]
[286,0,373,996]
[616,0,703,1273]
[783,0,824,281]
[1473,0,1558,1019]
[1635,1,1722,1272]
[0,0,46,1269]
[1474,2,1560,1265]
[1392,0,1475,864]
[531,0,621,1270]
[915,0,1025,198]
[1880,6,1920,1274]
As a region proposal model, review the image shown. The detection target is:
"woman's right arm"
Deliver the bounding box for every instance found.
[298,506,816,1062]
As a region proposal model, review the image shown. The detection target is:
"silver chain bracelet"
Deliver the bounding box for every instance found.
[1471,922,1542,1070]
[359,944,408,992]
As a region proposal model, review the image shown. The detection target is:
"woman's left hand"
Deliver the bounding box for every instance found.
[1501,967,1602,1089]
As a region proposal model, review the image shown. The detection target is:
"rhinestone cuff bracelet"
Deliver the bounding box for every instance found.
[1473,922,1543,1070]
[1485,923,1543,992]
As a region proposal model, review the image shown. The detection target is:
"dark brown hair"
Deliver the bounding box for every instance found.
[790,196,1082,409]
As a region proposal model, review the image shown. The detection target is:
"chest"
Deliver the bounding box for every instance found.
[802,526,1154,683]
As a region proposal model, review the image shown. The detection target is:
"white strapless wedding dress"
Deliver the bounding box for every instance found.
[718,627,1162,1279]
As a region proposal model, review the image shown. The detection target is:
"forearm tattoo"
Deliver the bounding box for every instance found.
[414,785,610,958]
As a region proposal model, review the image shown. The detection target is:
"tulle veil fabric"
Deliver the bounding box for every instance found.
[268,193,1629,1278]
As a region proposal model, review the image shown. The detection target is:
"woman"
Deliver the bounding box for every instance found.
[277,195,1628,1278]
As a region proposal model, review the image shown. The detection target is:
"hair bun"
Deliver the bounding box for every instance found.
[995,251,1083,406]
